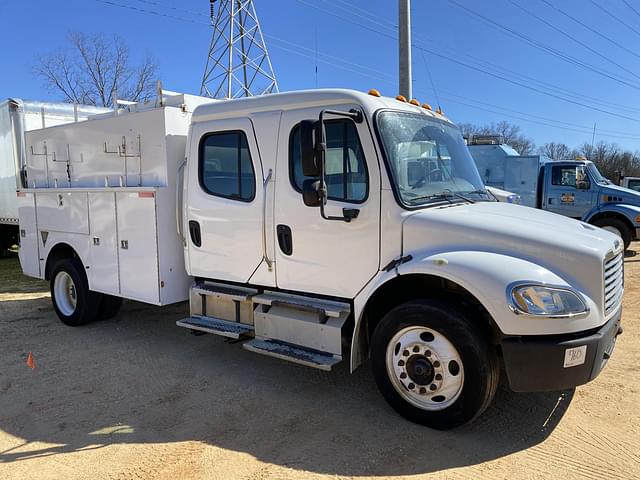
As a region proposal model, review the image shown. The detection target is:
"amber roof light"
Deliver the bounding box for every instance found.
[368,88,381,97]
[396,95,407,102]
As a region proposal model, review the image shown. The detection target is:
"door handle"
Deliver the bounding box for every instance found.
[277,224,293,256]
[188,220,202,247]
[548,198,553,204]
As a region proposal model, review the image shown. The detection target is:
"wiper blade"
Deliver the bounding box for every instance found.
[407,190,475,204]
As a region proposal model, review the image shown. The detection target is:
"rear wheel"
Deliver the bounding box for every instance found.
[592,218,632,250]
[50,257,100,326]
[371,299,499,430]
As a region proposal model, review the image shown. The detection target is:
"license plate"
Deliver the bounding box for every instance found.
[564,345,587,368]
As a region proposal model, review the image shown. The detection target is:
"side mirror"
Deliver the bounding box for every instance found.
[300,119,321,176]
[302,179,322,207]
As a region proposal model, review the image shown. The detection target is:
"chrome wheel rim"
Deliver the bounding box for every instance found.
[54,271,77,316]
[386,326,464,411]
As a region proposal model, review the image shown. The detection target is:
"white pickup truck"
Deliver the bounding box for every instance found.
[16,88,623,429]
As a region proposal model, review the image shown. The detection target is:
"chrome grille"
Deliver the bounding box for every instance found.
[604,251,624,315]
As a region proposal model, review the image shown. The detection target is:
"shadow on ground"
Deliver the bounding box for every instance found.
[0,255,574,476]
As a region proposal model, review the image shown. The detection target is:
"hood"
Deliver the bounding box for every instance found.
[599,183,640,205]
[402,202,619,299]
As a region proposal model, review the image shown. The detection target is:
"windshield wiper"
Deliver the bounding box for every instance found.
[407,190,475,204]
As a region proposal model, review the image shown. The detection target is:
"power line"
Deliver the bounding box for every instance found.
[539,0,640,61]
[506,0,640,82]
[622,0,640,20]
[93,0,209,25]
[446,0,640,90]
[588,0,640,39]
[130,0,204,18]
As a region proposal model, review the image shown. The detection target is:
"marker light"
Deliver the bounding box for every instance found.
[422,103,432,111]
[396,95,407,102]
[409,98,420,106]
[436,107,443,115]
[368,88,381,97]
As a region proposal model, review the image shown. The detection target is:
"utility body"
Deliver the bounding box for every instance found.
[468,137,640,249]
[16,89,623,429]
[0,99,107,251]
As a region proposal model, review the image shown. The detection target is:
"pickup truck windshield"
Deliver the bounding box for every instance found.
[377,111,488,207]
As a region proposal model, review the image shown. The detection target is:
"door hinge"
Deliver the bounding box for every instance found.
[382,254,413,272]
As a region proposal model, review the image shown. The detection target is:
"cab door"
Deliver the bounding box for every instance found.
[273,107,380,298]
[545,163,594,218]
[185,118,266,283]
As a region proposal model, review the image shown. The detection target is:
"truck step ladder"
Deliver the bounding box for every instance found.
[252,291,351,319]
[176,314,254,339]
[243,339,341,371]
[192,282,258,301]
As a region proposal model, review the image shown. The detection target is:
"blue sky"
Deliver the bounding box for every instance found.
[1,0,639,150]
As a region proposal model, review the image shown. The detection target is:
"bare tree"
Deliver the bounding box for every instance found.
[459,121,536,155]
[578,141,640,179]
[34,32,158,107]
[538,142,573,160]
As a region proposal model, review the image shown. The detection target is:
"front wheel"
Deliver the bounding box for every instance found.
[371,299,499,430]
[50,257,100,326]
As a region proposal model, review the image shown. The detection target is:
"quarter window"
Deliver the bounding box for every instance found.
[290,120,368,203]
[199,131,256,201]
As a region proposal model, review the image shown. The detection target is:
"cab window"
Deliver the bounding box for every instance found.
[199,131,256,201]
[551,165,590,190]
[290,120,368,203]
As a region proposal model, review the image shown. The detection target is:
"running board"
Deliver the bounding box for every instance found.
[252,291,351,318]
[242,339,341,371]
[176,315,254,340]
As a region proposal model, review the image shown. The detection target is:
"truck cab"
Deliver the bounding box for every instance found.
[468,139,640,250]
[18,89,623,430]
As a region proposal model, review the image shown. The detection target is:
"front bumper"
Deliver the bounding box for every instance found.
[501,307,622,392]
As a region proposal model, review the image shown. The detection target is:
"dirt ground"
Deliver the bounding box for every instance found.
[0,249,639,480]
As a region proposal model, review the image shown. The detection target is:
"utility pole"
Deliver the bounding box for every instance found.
[399,0,412,99]
[201,0,278,99]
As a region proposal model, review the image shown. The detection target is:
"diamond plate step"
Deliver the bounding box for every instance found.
[242,339,341,371]
[176,315,254,339]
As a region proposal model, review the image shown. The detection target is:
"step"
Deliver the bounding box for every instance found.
[252,292,351,319]
[192,282,258,301]
[242,339,342,371]
[176,315,254,339]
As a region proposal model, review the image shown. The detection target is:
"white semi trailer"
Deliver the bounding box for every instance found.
[17,88,623,429]
[0,99,108,250]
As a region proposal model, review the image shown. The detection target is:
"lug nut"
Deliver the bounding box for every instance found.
[400,372,407,379]
[419,387,427,394]
[433,361,440,368]
[435,373,442,381]
[408,383,415,389]
[403,350,410,357]
[430,383,437,391]
[398,360,405,367]
[425,350,431,357]
[413,345,420,353]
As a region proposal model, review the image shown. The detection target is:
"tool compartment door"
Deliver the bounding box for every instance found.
[88,192,119,295]
[116,191,159,304]
[17,192,40,277]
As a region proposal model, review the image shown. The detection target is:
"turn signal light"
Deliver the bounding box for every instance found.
[396,95,407,102]
[422,103,432,111]
[368,88,381,97]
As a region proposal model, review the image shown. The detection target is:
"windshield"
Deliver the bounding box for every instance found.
[586,162,609,185]
[376,111,489,207]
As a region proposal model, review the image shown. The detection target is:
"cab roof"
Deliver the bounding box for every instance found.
[191,88,454,125]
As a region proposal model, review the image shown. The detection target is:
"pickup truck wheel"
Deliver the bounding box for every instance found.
[592,218,632,250]
[50,257,100,326]
[371,299,499,430]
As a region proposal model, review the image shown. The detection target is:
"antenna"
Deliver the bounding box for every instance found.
[201,0,279,99]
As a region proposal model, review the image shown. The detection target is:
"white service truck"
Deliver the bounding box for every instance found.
[16,88,623,429]
[0,99,108,251]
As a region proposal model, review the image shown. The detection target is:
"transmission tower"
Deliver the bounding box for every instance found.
[200,0,279,99]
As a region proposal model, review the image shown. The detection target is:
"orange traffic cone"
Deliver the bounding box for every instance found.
[26,352,35,370]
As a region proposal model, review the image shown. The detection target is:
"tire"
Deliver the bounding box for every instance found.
[98,295,123,320]
[592,218,632,251]
[371,299,499,430]
[50,257,100,326]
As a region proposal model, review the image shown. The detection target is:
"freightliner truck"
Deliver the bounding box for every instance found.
[0,99,107,251]
[468,136,640,250]
[16,89,623,429]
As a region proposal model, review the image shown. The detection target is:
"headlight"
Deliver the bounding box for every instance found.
[509,284,588,317]
[507,194,521,204]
